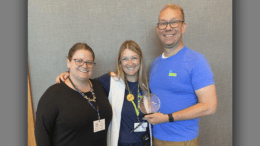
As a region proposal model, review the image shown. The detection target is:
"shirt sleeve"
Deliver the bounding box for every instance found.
[97,73,111,95]
[191,54,215,91]
[35,85,59,146]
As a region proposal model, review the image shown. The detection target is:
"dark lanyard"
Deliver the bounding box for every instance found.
[68,77,100,120]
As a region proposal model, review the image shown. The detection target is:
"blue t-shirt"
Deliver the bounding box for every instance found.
[149,46,214,141]
[98,73,146,144]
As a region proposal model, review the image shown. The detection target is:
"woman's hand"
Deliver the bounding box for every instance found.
[55,72,70,83]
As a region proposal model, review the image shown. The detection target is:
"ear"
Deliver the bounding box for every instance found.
[156,25,160,36]
[181,21,187,34]
[67,59,71,68]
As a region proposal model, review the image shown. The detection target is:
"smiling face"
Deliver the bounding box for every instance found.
[67,49,94,82]
[156,8,187,49]
[120,48,141,82]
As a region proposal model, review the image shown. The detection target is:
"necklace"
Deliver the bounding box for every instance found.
[68,77,97,102]
[126,81,138,102]
[125,81,142,119]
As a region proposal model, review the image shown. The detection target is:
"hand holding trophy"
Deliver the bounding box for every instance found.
[131,93,160,146]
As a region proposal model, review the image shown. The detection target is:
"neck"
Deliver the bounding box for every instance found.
[163,43,184,58]
[126,75,138,82]
[65,76,91,92]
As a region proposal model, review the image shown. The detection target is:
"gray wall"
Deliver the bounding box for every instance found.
[28,0,232,145]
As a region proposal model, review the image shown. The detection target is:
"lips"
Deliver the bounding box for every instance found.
[126,66,136,71]
[78,68,90,73]
[124,65,139,73]
[165,34,174,37]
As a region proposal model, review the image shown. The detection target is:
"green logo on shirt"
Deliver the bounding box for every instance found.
[169,70,177,77]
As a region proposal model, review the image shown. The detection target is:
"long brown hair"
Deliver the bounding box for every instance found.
[110,40,149,94]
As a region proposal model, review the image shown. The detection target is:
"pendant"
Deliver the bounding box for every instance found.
[84,95,96,102]
[127,94,134,102]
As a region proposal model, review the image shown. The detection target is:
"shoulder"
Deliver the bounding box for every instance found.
[97,73,111,85]
[183,46,205,59]
[37,83,66,109]
[90,78,109,96]
[98,72,121,81]
[182,46,209,65]
[49,82,65,90]
[109,72,117,77]
[98,73,111,80]
[90,78,103,87]
[41,83,64,98]
[151,55,162,67]
[153,55,162,63]
[183,48,213,76]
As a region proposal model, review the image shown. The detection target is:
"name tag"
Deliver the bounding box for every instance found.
[134,122,147,132]
[93,119,105,133]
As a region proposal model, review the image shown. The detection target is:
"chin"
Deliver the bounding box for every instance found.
[124,70,137,75]
[79,77,91,81]
[126,72,139,78]
[163,42,176,48]
[78,73,92,80]
[127,73,137,76]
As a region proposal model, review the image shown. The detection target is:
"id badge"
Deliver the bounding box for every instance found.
[134,122,147,132]
[93,119,105,133]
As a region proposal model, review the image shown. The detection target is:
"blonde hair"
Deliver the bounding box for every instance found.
[159,4,185,21]
[110,40,149,94]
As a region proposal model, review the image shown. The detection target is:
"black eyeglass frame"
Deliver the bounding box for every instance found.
[157,20,184,30]
[73,59,96,67]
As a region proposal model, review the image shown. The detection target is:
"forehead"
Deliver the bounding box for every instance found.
[121,49,139,57]
[159,8,182,21]
[73,49,93,59]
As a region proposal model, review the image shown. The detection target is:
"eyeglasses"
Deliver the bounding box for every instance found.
[157,20,184,30]
[73,59,96,68]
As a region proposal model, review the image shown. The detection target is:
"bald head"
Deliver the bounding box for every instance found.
[159,4,185,22]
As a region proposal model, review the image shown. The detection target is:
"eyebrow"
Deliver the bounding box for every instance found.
[121,55,139,58]
[74,58,93,62]
[159,18,179,22]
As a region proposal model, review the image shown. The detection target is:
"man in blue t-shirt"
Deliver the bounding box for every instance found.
[143,4,217,146]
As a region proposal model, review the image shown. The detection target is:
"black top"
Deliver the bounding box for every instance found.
[35,79,112,146]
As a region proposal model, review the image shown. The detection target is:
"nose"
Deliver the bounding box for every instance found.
[128,59,133,65]
[166,23,172,30]
[82,62,89,68]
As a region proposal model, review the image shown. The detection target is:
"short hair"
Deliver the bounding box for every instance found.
[159,4,185,21]
[67,42,95,61]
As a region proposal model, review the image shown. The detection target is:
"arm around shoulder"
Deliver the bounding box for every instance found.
[55,71,70,83]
